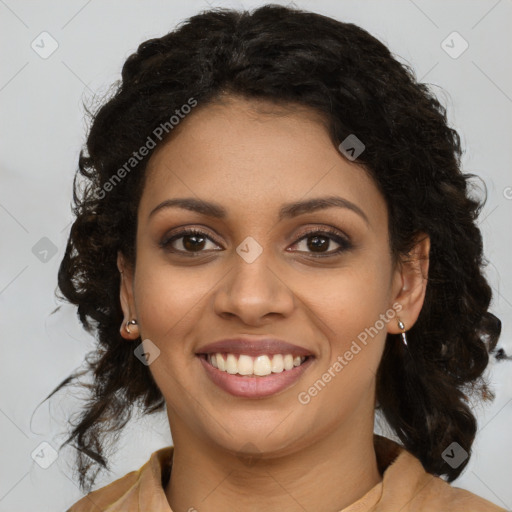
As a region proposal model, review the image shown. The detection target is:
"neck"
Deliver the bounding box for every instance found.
[165,415,381,512]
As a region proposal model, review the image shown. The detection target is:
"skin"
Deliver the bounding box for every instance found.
[117,95,430,512]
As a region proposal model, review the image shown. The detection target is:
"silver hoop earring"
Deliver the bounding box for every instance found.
[125,319,138,334]
[397,318,408,346]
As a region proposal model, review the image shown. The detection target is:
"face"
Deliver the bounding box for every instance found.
[118,95,428,458]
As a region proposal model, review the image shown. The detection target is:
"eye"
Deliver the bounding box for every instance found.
[288,228,352,258]
[159,228,221,255]
[160,226,352,258]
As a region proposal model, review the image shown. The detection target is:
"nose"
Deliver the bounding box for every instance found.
[212,245,295,326]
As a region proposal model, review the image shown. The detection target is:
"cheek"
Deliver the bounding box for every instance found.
[299,258,392,338]
[300,258,392,395]
[133,259,213,348]
[298,271,389,423]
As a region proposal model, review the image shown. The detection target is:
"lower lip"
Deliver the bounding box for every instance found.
[197,355,314,399]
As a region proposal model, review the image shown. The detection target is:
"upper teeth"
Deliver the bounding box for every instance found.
[207,353,306,376]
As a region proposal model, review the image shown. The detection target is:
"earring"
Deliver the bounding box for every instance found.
[125,319,138,334]
[397,318,408,346]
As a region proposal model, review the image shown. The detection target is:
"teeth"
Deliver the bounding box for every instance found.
[206,353,307,376]
[271,354,284,373]
[216,353,225,371]
[226,354,238,374]
[238,355,253,375]
[253,355,271,376]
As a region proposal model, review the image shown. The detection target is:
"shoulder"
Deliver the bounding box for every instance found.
[65,446,174,512]
[410,471,508,512]
[378,445,508,512]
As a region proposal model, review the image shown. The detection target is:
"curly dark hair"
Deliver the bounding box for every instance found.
[43,3,501,493]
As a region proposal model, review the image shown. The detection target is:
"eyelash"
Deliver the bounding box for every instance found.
[159,226,352,258]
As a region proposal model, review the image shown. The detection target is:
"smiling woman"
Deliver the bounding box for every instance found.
[44,4,506,512]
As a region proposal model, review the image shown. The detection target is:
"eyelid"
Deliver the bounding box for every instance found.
[159,224,353,257]
[158,226,222,249]
[293,225,350,243]
[289,226,353,255]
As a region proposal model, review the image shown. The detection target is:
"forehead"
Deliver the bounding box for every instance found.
[140,96,387,227]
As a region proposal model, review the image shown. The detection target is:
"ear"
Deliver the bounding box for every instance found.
[117,251,139,340]
[388,232,430,334]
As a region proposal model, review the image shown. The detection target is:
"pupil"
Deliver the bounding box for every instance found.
[308,235,328,252]
[184,234,205,251]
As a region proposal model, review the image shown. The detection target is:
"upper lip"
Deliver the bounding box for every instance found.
[196,337,314,357]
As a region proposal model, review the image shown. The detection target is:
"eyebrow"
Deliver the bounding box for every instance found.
[148,196,369,225]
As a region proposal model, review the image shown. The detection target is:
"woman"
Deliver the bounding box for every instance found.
[52,4,507,511]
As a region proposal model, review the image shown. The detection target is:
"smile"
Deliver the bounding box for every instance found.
[204,353,307,376]
[197,353,314,398]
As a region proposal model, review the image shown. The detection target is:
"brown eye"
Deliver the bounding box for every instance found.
[160,229,220,255]
[290,229,352,257]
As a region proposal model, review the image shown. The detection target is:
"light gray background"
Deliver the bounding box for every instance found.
[1,0,511,510]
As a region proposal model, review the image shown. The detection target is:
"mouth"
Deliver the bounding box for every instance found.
[196,353,315,399]
[197,352,312,376]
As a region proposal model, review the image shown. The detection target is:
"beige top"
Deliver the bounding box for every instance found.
[66,435,507,511]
